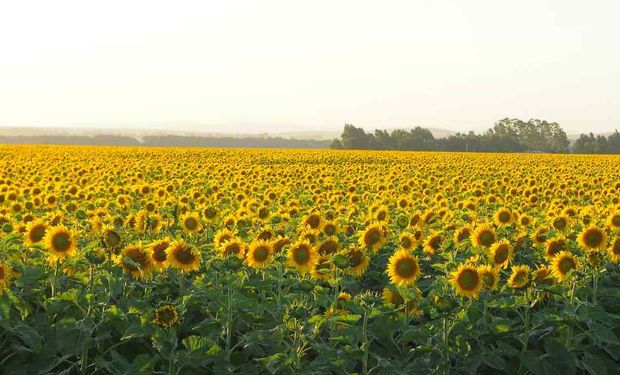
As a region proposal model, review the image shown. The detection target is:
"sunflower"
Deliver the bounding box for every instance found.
[518,213,533,227]
[166,239,201,272]
[399,232,417,251]
[344,248,369,276]
[494,207,514,226]
[180,212,201,235]
[387,250,420,286]
[303,213,322,230]
[489,239,513,269]
[43,225,77,259]
[311,254,334,281]
[552,215,570,232]
[550,251,579,282]
[453,225,472,245]
[0,261,12,294]
[317,237,341,255]
[325,292,352,317]
[382,288,421,316]
[578,225,608,251]
[24,219,47,246]
[606,211,620,231]
[544,238,567,260]
[607,237,620,263]
[245,239,273,269]
[118,243,154,278]
[102,225,121,248]
[154,305,179,329]
[148,238,171,268]
[298,227,320,245]
[220,238,246,259]
[321,220,340,237]
[358,223,386,252]
[472,224,496,248]
[423,231,443,254]
[477,265,500,290]
[531,226,550,246]
[271,236,291,253]
[450,264,482,298]
[287,240,318,274]
[214,228,236,249]
[508,265,530,289]
[533,266,554,286]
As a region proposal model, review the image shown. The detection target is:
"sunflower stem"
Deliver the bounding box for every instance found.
[361,308,369,375]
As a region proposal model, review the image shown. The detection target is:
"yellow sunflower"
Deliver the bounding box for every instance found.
[494,207,514,226]
[214,228,236,249]
[344,247,370,277]
[472,224,496,248]
[508,265,530,289]
[478,265,500,291]
[387,250,420,286]
[578,225,607,251]
[311,254,334,281]
[453,225,473,246]
[219,238,246,259]
[245,239,273,269]
[543,238,567,260]
[450,264,482,298]
[399,232,417,251]
[423,231,444,255]
[287,240,318,274]
[608,237,620,263]
[166,239,201,272]
[358,223,386,252]
[382,288,421,317]
[180,212,201,235]
[102,225,121,248]
[148,238,171,269]
[118,243,154,278]
[43,225,77,259]
[550,251,579,282]
[606,211,620,231]
[533,266,554,286]
[317,237,341,256]
[24,219,47,246]
[488,239,513,269]
[0,261,12,294]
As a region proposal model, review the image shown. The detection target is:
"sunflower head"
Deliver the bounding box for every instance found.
[489,240,513,269]
[43,225,77,259]
[180,213,201,234]
[287,240,318,274]
[387,250,420,286]
[473,225,496,248]
[551,251,579,282]
[245,239,273,269]
[118,243,154,278]
[608,237,620,263]
[0,261,12,293]
[154,305,179,329]
[148,238,171,268]
[423,232,444,255]
[494,208,514,226]
[451,264,482,298]
[508,265,530,289]
[359,223,386,252]
[311,254,334,281]
[24,220,47,246]
[478,265,499,291]
[578,226,608,251]
[344,247,370,277]
[166,239,201,272]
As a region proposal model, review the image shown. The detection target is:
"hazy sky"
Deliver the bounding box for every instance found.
[1,0,619,134]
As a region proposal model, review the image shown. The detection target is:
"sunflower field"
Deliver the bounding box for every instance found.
[0,145,619,374]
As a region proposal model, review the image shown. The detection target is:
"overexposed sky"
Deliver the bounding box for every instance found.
[0,0,619,134]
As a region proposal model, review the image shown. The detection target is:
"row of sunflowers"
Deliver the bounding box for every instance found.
[0,145,619,374]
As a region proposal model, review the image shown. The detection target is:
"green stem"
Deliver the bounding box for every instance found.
[362,309,369,375]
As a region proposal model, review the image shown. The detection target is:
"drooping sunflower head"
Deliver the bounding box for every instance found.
[166,239,201,272]
[287,240,318,274]
[219,239,246,259]
[317,237,341,256]
[358,223,386,252]
[245,239,273,269]
[508,265,530,289]
[473,224,496,248]
[451,264,482,298]
[423,231,444,255]
[118,243,153,278]
[344,247,369,277]
[453,225,472,245]
[24,219,47,246]
[154,305,179,329]
[578,225,607,251]
[102,225,121,248]
[533,266,554,286]
[489,240,513,269]
[478,264,499,291]
[544,238,567,260]
[551,251,579,282]
[387,250,420,286]
[311,254,334,281]
[494,208,514,226]
[148,238,171,268]
[43,225,77,259]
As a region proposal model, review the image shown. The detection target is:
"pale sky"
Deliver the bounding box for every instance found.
[1,0,619,134]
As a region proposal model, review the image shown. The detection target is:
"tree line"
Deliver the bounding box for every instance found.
[330,118,620,154]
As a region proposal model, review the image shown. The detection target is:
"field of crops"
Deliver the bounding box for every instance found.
[0,145,619,374]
